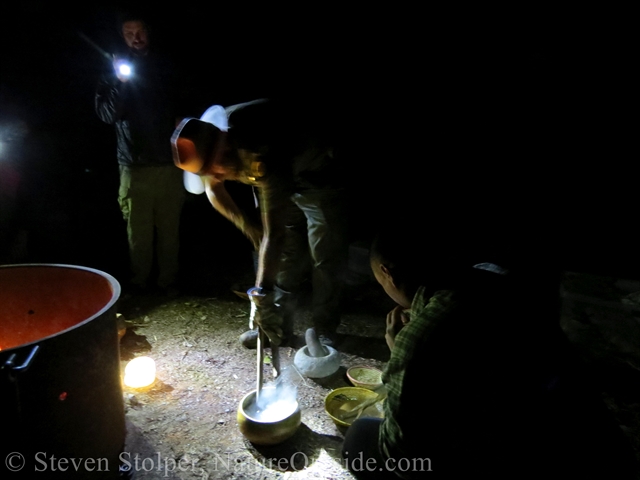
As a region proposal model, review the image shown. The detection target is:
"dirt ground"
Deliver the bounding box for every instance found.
[117,252,396,480]
[116,264,640,480]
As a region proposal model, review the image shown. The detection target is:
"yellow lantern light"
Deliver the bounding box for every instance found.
[123,356,156,388]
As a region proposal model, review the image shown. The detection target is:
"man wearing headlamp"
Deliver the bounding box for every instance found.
[172,99,348,348]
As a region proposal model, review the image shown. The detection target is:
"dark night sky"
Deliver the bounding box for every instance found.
[1,2,637,278]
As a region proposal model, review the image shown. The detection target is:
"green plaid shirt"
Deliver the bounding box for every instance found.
[380,286,456,459]
[378,266,520,477]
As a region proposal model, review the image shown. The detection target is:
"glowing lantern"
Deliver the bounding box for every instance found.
[123,356,155,388]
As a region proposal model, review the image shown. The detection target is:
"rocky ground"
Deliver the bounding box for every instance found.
[116,262,640,480]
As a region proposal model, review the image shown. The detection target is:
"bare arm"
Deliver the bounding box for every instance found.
[203,175,263,251]
[254,178,289,291]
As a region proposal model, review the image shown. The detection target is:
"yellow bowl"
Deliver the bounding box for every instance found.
[346,366,383,390]
[325,387,384,428]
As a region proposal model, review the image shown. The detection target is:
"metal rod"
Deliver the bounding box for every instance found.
[256,328,264,403]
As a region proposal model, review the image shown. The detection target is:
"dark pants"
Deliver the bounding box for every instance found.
[274,188,348,337]
[343,398,638,480]
[342,418,398,479]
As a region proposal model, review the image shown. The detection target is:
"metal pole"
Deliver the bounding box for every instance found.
[256,328,264,403]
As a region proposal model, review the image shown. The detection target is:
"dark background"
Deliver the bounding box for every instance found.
[0,2,637,284]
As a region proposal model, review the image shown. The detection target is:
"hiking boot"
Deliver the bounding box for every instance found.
[240,329,293,349]
[240,329,265,349]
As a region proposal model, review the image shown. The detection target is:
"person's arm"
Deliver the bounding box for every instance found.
[94,56,133,124]
[253,176,288,291]
[95,75,125,125]
[203,175,263,251]
[379,288,449,461]
[385,305,411,351]
[244,175,289,345]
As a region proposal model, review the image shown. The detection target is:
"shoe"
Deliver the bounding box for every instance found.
[240,329,293,349]
[240,329,263,349]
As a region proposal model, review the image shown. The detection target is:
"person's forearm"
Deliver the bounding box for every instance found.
[254,182,287,291]
[205,177,262,250]
[255,231,283,290]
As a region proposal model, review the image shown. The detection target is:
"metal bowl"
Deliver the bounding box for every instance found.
[237,390,301,445]
[325,387,384,428]
[346,366,383,390]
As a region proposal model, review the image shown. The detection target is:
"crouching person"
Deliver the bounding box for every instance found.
[342,228,637,479]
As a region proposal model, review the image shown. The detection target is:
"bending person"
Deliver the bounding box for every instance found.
[171,99,348,348]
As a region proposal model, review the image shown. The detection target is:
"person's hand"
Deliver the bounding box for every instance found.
[248,289,284,346]
[113,55,133,83]
[385,305,409,351]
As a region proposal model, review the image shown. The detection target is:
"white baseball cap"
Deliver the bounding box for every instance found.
[174,105,228,194]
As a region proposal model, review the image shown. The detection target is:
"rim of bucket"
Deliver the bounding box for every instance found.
[0,263,121,352]
[239,389,300,424]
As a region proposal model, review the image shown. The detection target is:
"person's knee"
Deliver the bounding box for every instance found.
[342,417,383,460]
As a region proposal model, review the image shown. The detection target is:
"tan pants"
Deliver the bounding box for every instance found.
[118,164,185,288]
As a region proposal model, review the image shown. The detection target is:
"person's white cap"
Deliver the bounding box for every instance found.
[171,105,228,194]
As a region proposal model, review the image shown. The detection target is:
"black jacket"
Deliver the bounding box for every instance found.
[95,51,176,167]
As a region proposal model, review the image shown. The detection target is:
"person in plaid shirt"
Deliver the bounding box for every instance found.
[342,228,636,479]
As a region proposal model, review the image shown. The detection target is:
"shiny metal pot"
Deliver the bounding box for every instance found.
[237,390,301,446]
